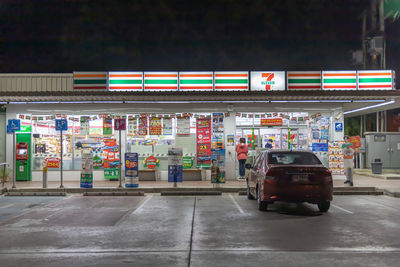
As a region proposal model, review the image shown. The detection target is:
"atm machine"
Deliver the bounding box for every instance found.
[16,133,31,181]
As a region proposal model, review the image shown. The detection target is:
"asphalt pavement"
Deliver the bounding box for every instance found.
[0,194,399,266]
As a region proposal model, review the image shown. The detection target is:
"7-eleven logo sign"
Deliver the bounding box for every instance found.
[261,73,275,90]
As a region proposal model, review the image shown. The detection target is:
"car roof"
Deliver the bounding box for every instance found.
[263,150,314,154]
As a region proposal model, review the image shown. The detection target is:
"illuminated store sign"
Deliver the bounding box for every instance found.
[250,71,285,91]
[322,71,356,90]
[357,70,394,90]
[179,72,213,91]
[73,72,107,90]
[144,72,178,91]
[287,71,321,90]
[214,71,248,91]
[108,72,143,91]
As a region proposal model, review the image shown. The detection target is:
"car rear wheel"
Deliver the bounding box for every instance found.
[318,201,330,212]
[247,182,255,200]
[257,188,268,211]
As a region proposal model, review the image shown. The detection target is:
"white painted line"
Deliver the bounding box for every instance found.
[132,195,153,214]
[331,203,354,214]
[229,194,244,214]
[0,203,14,209]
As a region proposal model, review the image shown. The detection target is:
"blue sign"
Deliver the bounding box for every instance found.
[312,143,329,152]
[7,119,20,132]
[168,165,183,183]
[55,119,68,131]
[335,123,343,132]
[125,153,139,188]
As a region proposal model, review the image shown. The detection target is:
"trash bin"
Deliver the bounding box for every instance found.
[371,158,383,174]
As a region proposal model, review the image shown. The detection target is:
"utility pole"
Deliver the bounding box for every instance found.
[379,0,386,69]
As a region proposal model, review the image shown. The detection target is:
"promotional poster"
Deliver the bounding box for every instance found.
[168,147,183,183]
[125,153,139,188]
[196,118,212,167]
[149,117,162,135]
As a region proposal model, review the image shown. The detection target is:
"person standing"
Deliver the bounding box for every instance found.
[342,136,354,186]
[236,137,249,180]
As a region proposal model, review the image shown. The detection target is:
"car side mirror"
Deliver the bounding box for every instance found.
[245,163,252,169]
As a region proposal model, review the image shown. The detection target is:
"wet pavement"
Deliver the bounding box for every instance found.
[0,194,400,266]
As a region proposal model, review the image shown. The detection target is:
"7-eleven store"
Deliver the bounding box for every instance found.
[0,70,398,185]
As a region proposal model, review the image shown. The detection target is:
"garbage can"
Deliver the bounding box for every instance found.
[371,158,383,174]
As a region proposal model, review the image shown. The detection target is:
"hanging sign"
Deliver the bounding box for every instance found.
[144,72,178,91]
[80,152,93,188]
[179,72,213,91]
[103,118,113,135]
[196,118,212,167]
[149,117,162,135]
[125,153,139,188]
[250,71,285,91]
[138,116,148,135]
[261,118,283,126]
[168,147,183,183]
[287,71,322,90]
[177,117,190,135]
[163,118,173,135]
[108,71,143,91]
[114,118,126,131]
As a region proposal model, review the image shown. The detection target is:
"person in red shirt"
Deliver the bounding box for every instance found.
[236,137,249,180]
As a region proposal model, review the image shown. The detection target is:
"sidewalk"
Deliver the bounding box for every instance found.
[2,171,400,197]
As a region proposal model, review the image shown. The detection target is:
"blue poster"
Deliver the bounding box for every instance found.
[168,165,183,183]
[125,153,139,188]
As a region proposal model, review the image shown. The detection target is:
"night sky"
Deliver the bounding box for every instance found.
[1,0,399,74]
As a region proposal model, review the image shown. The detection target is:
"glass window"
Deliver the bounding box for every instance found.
[268,152,321,165]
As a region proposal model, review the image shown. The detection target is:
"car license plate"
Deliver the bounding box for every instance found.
[292,174,308,182]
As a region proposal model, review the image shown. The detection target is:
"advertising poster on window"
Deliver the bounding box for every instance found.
[138,116,148,135]
[212,113,224,132]
[168,147,183,183]
[163,118,173,135]
[80,152,93,188]
[128,117,138,135]
[103,118,113,135]
[103,138,120,179]
[80,116,90,135]
[149,117,162,135]
[177,117,190,135]
[125,153,139,188]
[196,118,212,167]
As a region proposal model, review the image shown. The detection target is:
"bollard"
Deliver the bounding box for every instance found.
[43,166,48,188]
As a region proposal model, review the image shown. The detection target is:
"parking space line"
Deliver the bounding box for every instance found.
[229,194,244,214]
[331,204,354,214]
[132,195,153,214]
[0,204,14,209]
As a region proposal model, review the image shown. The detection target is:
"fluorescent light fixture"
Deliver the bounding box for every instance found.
[92,101,124,104]
[27,101,60,104]
[0,102,7,104]
[270,100,288,103]
[352,99,385,103]
[321,100,352,103]
[61,101,93,104]
[9,101,27,104]
[344,99,395,115]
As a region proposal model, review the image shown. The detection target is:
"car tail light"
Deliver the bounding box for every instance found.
[323,169,333,183]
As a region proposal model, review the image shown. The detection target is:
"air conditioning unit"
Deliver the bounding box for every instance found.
[368,36,384,55]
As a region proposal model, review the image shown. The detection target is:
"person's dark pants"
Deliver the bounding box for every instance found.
[238,159,246,177]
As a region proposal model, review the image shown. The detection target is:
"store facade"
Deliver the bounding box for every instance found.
[1,70,398,183]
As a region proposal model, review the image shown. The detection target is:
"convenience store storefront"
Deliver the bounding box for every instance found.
[1,70,399,184]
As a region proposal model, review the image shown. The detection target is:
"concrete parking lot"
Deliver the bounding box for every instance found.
[0,194,400,266]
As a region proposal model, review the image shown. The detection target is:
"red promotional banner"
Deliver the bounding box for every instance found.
[261,118,283,126]
[196,118,211,167]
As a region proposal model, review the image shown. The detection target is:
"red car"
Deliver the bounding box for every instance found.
[246,150,333,212]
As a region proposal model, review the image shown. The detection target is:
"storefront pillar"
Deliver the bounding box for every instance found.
[224,112,236,180]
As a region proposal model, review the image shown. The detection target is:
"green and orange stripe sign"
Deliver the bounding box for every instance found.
[179,72,213,91]
[287,71,321,90]
[108,72,143,91]
[214,71,248,91]
[322,71,356,90]
[144,72,178,91]
[357,70,393,90]
[73,72,107,90]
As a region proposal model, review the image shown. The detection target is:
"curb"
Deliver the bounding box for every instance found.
[161,191,222,196]
[5,192,67,197]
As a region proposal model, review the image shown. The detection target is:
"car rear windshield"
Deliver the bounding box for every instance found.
[268,152,322,165]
